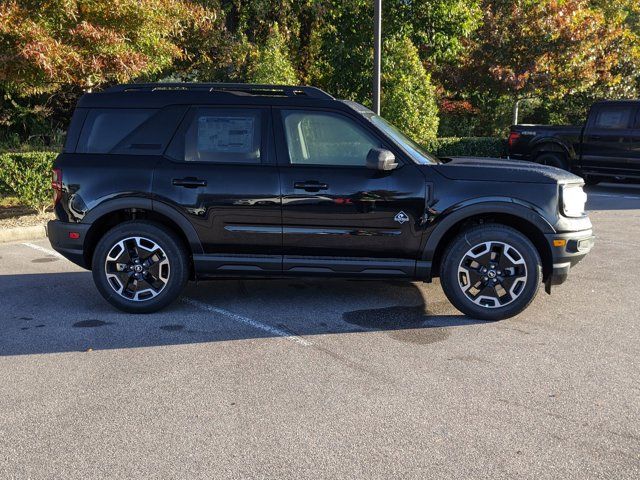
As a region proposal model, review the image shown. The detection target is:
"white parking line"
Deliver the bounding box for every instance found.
[18,242,310,346]
[21,242,65,259]
[183,297,312,347]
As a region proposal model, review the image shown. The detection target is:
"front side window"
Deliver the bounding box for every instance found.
[594,107,633,129]
[282,110,380,166]
[168,108,263,163]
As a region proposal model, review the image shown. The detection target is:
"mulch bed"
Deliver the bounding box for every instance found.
[0,204,54,229]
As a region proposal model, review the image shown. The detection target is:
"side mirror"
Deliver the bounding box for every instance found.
[366,148,398,171]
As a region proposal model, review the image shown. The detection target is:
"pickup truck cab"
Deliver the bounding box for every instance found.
[508,100,640,184]
[48,83,594,320]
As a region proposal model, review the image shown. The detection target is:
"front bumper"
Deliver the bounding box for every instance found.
[46,220,91,269]
[544,229,594,292]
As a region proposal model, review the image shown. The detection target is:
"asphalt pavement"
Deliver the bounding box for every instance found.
[0,183,638,479]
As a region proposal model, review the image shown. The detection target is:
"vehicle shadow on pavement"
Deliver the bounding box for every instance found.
[0,272,482,356]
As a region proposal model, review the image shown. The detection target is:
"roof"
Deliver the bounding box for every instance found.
[592,99,640,107]
[78,83,338,109]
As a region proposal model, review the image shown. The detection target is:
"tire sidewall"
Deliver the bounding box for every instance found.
[440,225,542,321]
[536,152,568,171]
[92,221,189,313]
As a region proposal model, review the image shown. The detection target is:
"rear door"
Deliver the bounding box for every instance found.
[274,107,427,276]
[580,104,637,175]
[153,106,282,271]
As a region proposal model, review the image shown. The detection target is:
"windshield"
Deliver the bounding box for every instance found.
[369,115,440,165]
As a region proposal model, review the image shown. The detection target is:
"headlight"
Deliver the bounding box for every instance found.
[561,184,587,217]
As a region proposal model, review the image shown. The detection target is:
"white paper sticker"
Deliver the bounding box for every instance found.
[197,116,255,153]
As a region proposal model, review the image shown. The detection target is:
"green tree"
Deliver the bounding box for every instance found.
[311,0,480,103]
[386,0,482,67]
[246,24,299,84]
[381,36,439,142]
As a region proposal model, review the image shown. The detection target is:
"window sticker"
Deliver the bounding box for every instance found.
[197,116,255,153]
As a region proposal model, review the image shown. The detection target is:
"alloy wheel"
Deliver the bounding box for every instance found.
[104,236,170,302]
[457,241,528,309]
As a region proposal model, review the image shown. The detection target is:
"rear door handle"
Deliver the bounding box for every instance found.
[172,177,207,188]
[294,181,328,192]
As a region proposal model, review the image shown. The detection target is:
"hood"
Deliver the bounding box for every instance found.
[432,156,583,184]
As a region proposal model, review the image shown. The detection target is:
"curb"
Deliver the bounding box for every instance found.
[0,225,47,243]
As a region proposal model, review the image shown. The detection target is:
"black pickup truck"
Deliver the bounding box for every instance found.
[508,100,640,184]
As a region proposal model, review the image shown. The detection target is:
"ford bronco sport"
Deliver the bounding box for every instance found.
[47,83,594,320]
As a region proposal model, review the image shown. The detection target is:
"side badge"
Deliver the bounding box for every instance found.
[394,211,409,224]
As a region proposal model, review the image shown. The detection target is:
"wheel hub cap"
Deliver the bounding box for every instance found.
[105,236,170,302]
[457,241,528,309]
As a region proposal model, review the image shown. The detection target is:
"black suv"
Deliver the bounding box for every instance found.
[48,83,594,320]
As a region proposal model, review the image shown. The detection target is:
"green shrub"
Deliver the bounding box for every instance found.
[382,36,439,142]
[247,24,299,85]
[0,152,57,214]
[426,137,506,158]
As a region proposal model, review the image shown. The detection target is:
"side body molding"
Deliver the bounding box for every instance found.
[81,197,204,255]
[421,199,556,261]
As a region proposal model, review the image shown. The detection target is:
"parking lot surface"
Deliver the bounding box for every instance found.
[1,184,639,479]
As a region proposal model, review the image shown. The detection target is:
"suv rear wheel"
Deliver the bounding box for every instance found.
[92,221,189,313]
[440,225,542,321]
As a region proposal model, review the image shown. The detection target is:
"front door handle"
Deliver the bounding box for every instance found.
[294,181,329,192]
[172,177,207,188]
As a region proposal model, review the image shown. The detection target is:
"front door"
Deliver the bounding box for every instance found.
[153,106,282,272]
[580,103,638,176]
[274,107,427,276]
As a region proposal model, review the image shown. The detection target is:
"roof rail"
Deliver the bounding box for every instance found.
[103,83,334,100]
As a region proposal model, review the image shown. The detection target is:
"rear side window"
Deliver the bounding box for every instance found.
[77,109,155,153]
[593,107,633,129]
[167,107,263,163]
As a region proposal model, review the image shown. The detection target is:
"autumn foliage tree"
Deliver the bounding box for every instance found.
[445,0,640,131]
[0,0,218,94]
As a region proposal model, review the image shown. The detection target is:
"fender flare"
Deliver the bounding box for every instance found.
[422,199,555,261]
[530,137,576,161]
[81,196,204,255]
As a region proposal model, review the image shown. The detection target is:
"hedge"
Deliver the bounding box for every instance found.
[427,137,506,158]
[0,152,58,213]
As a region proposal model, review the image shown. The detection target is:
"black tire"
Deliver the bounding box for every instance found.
[440,224,542,321]
[535,152,568,171]
[92,221,189,313]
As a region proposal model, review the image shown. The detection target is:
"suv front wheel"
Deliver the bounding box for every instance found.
[440,225,542,321]
[92,221,189,313]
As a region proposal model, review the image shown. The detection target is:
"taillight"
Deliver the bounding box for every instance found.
[52,168,62,204]
[508,131,521,149]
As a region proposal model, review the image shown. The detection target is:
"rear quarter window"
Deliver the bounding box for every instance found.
[74,106,189,155]
[77,109,156,153]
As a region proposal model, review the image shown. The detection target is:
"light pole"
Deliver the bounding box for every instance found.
[373,0,381,115]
